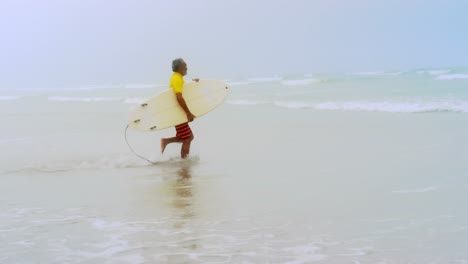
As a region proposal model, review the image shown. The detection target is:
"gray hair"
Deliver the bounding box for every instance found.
[172,58,184,72]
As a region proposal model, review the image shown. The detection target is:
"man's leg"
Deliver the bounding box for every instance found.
[161,137,184,154]
[162,123,193,157]
[181,135,194,159]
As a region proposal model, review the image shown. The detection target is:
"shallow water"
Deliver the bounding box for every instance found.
[1,69,468,263]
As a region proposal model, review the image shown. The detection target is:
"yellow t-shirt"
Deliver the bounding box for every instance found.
[169,72,184,94]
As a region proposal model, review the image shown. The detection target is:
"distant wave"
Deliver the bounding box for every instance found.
[274,100,468,113]
[227,99,267,106]
[274,101,314,109]
[435,74,468,80]
[123,83,162,89]
[351,71,385,76]
[416,69,451,75]
[248,76,283,83]
[64,84,122,91]
[316,101,468,113]
[0,96,21,101]
[392,186,439,194]
[350,71,402,76]
[64,83,161,91]
[48,96,121,102]
[123,97,146,104]
[281,78,321,86]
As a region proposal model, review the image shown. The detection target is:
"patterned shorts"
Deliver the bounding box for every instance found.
[175,123,192,139]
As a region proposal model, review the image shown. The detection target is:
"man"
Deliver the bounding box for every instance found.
[160,58,198,159]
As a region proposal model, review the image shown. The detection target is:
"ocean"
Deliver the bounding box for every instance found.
[1,67,468,263]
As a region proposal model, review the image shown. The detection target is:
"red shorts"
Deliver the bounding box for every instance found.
[175,123,192,139]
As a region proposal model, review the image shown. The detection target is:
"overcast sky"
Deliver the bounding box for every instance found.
[1,0,467,88]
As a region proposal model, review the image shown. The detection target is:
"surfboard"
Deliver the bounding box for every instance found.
[127,79,229,132]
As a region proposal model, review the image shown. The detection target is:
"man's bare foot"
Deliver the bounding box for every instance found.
[161,138,168,154]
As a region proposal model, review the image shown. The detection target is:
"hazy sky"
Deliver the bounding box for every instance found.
[1,0,467,88]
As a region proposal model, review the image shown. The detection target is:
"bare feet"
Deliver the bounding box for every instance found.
[160,138,168,154]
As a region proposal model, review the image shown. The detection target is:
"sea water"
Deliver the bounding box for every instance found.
[1,68,468,263]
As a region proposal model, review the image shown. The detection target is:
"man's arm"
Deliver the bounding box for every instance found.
[176,93,195,122]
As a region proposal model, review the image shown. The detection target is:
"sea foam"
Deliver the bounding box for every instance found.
[435,74,468,80]
[48,96,121,102]
[351,71,402,76]
[274,101,468,113]
[123,97,146,104]
[281,78,321,86]
[392,186,439,193]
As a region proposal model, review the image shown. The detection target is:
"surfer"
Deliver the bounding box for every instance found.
[160,58,198,159]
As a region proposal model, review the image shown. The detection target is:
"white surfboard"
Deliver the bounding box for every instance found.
[128,79,229,131]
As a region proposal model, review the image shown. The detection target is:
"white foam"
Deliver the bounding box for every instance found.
[92,219,125,231]
[24,155,152,173]
[351,71,401,76]
[338,247,374,257]
[68,84,123,91]
[392,186,439,193]
[10,241,35,247]
[282,244,327,263]
[313,101,468,113]
[380,72,402,76]
[48,96,121,102]
[75,156,151,170]
[0,96,20,101]
[123,83,160,89]
[31,215,87,225]
[435,74,468,80]
[353,71,385,75]
[248,76,283,83]
[74,245,131,259]
[1,207,43,218]
[27,155,200,174]
[273,100,468,113]
[274,101,314,109]
[123,97,146,104]
[281,78,321,86]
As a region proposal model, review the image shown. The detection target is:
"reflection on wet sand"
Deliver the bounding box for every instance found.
[169,162,198,254]
[172,164,195,226]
